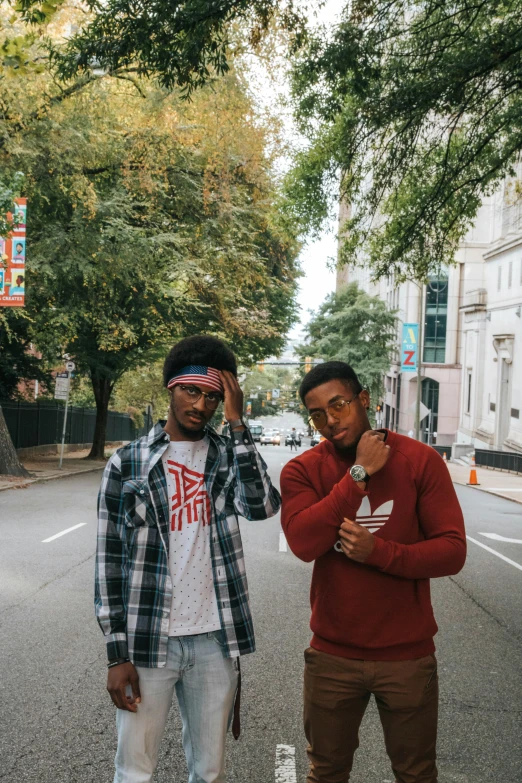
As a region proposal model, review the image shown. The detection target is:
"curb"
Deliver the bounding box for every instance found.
[0,464,105,493]
[452,478,522,507]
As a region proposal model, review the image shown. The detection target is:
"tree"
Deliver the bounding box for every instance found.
[15,0,306,93]
[1,51,299,458]
[0,310,50,400]
[296,283,398,406]
[242,364,299,418]
[286,0,522,282]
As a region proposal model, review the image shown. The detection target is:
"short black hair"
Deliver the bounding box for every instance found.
[299,361,363,403]
[163,335,237,387]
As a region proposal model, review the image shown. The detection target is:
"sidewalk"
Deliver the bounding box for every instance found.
[0,449,110,492]
[446,460,522,505]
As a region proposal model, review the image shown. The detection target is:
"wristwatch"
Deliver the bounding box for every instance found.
[350,464,370,483]
[227,419,245,431]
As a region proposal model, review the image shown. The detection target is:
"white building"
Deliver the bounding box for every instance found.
[457,185,522,452]
[337,183,522,452]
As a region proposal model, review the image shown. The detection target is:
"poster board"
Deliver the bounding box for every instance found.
[0,198,27,308]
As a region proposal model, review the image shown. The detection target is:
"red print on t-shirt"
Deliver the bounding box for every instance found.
[166,460,211,532]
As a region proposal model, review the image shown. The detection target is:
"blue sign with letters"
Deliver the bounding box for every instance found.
[401,323,419,372]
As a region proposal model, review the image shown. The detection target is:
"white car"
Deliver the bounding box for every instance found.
[260,429,281,446]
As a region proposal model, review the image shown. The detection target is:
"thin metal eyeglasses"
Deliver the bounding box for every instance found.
[307,393,359,430]
[178,384,224,411]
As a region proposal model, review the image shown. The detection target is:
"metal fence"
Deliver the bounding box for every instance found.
[1,400,152,450]
[475,448,522,475]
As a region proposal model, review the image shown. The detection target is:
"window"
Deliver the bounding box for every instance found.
[423,276,448,363]
[466,372,472,414]
[508,261,513,288]
[498,265,502,291]
[421,378,439,443]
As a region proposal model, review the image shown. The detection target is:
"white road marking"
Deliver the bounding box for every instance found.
[467,536,522,572]
[479,532,522,544]
[275,744,297,783]
[487,488,522,492]
[279,532,288,553]
[42,523,87,543]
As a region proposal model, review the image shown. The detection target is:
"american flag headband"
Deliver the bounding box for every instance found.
[167,365,224,394]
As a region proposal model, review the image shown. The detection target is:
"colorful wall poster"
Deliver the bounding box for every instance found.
[0,197,27,308]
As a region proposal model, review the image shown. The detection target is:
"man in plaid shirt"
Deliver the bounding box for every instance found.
[96,335,281,783]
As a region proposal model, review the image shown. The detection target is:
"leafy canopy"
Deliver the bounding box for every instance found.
[296,282,398,404]
[286,0,522,282]
[14,0,307,93]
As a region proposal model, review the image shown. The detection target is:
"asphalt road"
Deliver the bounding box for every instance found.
[0,439,521,783]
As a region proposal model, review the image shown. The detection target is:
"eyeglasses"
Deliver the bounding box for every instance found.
[308,393,359,430]
[177,384,224,411]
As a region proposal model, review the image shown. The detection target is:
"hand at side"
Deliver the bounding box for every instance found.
[107,662,141,712]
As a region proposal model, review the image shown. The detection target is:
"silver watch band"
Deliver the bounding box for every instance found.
[227,419,245,430]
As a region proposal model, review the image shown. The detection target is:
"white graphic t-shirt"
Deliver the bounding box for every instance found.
[162,437,221,637]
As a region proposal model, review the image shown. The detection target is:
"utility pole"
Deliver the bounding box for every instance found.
[414,281,425,441]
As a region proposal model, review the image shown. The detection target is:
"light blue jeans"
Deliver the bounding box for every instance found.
[114,632,239,783]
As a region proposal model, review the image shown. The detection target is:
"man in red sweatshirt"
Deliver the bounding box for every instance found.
[281,361,466,783]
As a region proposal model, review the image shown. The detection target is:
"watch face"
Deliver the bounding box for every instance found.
[350,465,366,482]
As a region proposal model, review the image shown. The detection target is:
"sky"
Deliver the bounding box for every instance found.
[253,0,345,342]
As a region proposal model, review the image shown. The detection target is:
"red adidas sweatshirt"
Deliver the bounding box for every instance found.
[280,430,466,660]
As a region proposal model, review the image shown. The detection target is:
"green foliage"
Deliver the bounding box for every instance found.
[296,283,397,404]
[0,20,299,454]
[242,363,300,418]
[286,0,522,282]
[12,0,307,93]
[110,360,168,419]
[0,309,51,399]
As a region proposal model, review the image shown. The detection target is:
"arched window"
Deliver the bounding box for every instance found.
[421,378,439,444]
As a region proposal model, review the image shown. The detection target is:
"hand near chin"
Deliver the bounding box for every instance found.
[355,430,390,476]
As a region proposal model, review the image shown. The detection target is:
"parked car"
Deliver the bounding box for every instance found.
[260,429,281,446]
[310,431,321,447]
[285,432,302,446]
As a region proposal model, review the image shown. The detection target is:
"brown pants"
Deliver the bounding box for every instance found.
[304,647,439,783]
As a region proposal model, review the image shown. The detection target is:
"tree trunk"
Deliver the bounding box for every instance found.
[0,405,30,477]
[87,375,113,460]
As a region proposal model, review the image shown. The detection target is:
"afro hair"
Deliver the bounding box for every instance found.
[163,335,237,388]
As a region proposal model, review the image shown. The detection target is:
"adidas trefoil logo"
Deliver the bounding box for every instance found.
[334,496,394,553]
[356,496,394,533]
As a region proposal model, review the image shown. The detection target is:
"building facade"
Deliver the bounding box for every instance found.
[337,184,522,452]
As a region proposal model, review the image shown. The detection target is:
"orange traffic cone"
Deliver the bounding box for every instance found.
[467,454,480,485]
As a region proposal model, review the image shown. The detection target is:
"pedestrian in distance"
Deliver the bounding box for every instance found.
[280,361,466,783]
[289,427,299,451]
[95,335,281,783]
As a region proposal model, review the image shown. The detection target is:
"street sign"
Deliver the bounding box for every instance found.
[65,360,76,372]
[401,323,419,372]
[54,372,70,400]
[272,389,280,399]
[408,400,430,420]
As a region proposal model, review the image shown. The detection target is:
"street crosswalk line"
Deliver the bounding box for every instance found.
[275,744,297,783]
[279,532,288,553]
